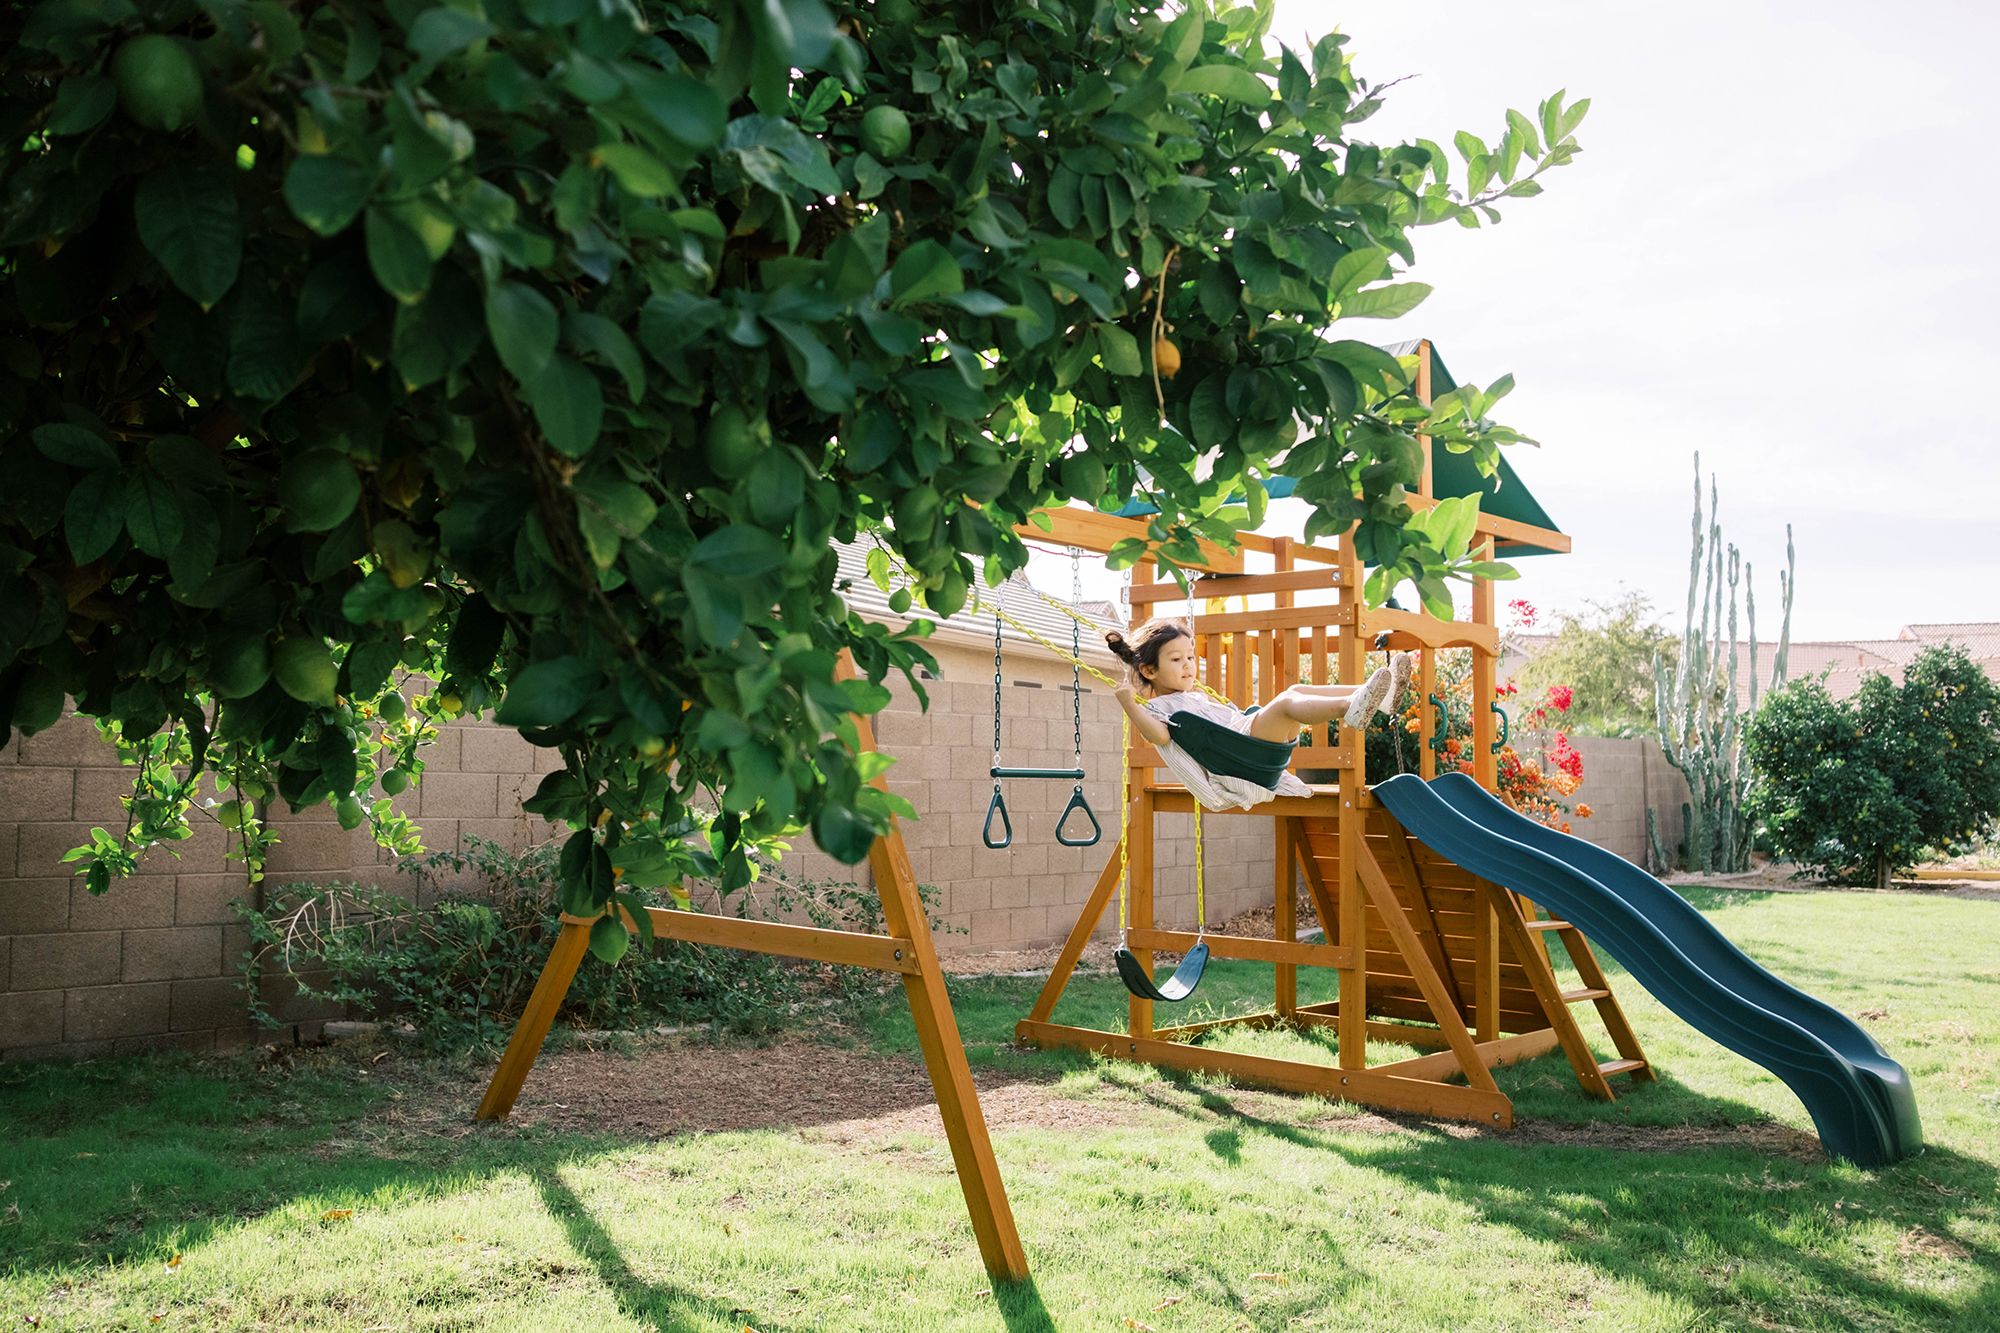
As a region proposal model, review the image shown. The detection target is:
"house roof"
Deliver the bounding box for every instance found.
[1901,623,2000,658]
[833,541,1123,669]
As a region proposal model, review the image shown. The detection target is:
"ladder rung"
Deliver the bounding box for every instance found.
[1524,919,1572,932]
[1596,1058,1647,1077]
[1560,987,1611,1003]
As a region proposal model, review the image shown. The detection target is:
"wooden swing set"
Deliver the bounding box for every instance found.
[475,343,1651,1282]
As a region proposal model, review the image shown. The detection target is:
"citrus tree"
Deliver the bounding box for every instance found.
[1744,644,2000,889]
[1,0,1585,950]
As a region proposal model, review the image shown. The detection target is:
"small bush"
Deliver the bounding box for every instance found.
[239,836,948,1050]
[1745,644,2000,886]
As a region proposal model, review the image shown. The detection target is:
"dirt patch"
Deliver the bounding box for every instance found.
[490,1039,1143,1142]
[1503,1117,1825,1160]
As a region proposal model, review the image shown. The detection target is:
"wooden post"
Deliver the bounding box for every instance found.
[1417,649,1438,781]
[1473,879,1502,1043]
[854,704,1029,1282]
[1417,340,1435,501]
[1273,537,1297,1018]
[475,919,592,1120]
[1336,523,1366,1069]
[1128,558,1155,1042]
[1473,543,1499,790]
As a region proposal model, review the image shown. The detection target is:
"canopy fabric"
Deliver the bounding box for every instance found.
[1111,339,1568,557]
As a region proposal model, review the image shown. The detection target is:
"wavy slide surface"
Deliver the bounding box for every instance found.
[1372,772,1922,1167]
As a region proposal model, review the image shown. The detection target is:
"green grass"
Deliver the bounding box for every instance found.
[4,887,1998,1331]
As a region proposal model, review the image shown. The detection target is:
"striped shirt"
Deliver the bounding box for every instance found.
[1143,691,1315,812]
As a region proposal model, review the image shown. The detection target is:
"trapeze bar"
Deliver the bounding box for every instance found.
[990,766,1087,780]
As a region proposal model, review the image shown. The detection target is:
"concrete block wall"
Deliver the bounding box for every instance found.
[1,644,1686,1058]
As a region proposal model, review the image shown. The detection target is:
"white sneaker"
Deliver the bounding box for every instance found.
[1343,665,1393,729]
[1383,652,1415,715]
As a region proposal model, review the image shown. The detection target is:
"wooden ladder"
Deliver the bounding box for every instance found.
[1499,894,1655,1100]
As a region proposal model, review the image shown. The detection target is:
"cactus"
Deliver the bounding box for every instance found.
[1651,454,1794,873]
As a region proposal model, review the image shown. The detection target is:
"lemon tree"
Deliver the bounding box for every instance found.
[2,0,1584,923]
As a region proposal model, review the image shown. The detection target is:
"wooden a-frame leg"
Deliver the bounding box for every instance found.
[476,919,593,1120]
[858,715,1028,1283]
[1024,815,1134,1026]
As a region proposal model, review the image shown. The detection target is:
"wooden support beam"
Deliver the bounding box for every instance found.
[1152,1011,1284,1041]
[1125,928,1351,970]
[1016,1020,1514,1127]
[1015,508,1244,572]
[606,909,921,974]
[1023,823,1132,1025]
[1127,783,1156,1042]
[1353,841,1498,1094]
[476,920,592,1121]
[1130,567,1344,600]
[1473,879,1502,1043]
[1194,604,1359,634]
[1375,1029,1563,1083]
[1358,607,1500,655]
[852,693,1027,1282]
[1149,785,1354,817]
[1275,815,1297,1016]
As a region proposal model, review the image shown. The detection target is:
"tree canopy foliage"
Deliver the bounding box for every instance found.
[1744,645,2000,889]
[1,0,1585,940]
[1513,592,1677,737]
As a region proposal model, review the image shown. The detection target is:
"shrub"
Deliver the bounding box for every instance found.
[1745,644,2000,887]
[239,835,946,1048]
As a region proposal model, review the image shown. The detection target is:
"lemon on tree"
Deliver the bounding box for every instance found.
[273,636,339,706]
[111,35,203,133]
[860,105,911,160]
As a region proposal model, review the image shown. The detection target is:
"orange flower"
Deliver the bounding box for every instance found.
[1575,803,1594,818]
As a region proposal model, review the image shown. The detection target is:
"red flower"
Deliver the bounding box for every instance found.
[1548,684,1573,712]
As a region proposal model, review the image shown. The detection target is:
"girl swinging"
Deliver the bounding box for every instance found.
[1108,619,1412,812]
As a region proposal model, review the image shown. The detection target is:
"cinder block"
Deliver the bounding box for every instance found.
[991,879,1030,910]
[0,877,71,934]
[12,931,121,990]
[262,822,368,875]
[16,715,118,768]
[70,875,176,930]
[1010,906,1050,944]
[968,908,1011,948]
[421,728,463,770]
[458,727,539,775]
[65,982,173,1042]
[170,976,247,1032]
[177,873,251,925]
[419,772,499,819]
[0,768,75,822]
[123,926,223,982]
[0,990,68,1049]
[15,822,99,878]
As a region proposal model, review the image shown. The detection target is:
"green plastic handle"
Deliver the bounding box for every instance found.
[1490,702,1510,754]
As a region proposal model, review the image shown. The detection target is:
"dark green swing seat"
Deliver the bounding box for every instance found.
[1112,708,1303,1002]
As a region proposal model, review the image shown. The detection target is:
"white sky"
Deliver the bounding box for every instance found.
[1032,2,2000,643]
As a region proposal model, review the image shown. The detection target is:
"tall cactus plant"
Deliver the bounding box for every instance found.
[1652,454,1794,872]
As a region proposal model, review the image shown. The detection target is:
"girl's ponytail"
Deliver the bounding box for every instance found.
[1104,630,1140,668]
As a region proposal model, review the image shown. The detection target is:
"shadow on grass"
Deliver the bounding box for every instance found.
[530,1165,801,1333]
[1097,1060,2000,1328]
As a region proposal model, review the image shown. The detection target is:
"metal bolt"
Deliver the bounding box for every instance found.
[1492,1113,1502,1122]
[1341,1076,1349,1086]
[1129,1043,1138,1054]
[893,950,903,961]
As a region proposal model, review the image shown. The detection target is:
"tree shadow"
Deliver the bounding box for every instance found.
[1091,1064,2000,1328]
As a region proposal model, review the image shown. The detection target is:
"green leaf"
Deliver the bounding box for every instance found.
[621,67,727,148]
[811,799,877,864]
[1176,65,1271,104]
[364,207,432,304]
[486,281,559,383]
[124,472,184,557]
[1322,340,1408,391]
[407,6,492,65]
[1094,324,1143,377]
[889,241,964,307]
[46,75,115,134]
[1339,283,1433,321]
[596,143,677,197]
[33,424,118,471]
[282,155,376,237]
[135,168,241,308]
[391,264,483,390]
[277,451,363,533]
[64,470,125,563]
[494,655,602,728]
[1326,247,1388,300]
[525,355,604,457]
[566,313,646,399]
[682,573,744,646]
[690,525,785,577]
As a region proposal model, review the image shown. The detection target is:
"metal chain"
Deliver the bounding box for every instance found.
[991,580,1004,788]
[1069,547,1084,771]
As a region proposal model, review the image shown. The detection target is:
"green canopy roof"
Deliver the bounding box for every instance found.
[1387,340,1567,557]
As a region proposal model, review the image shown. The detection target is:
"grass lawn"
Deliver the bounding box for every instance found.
[3,886,1997,1331]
